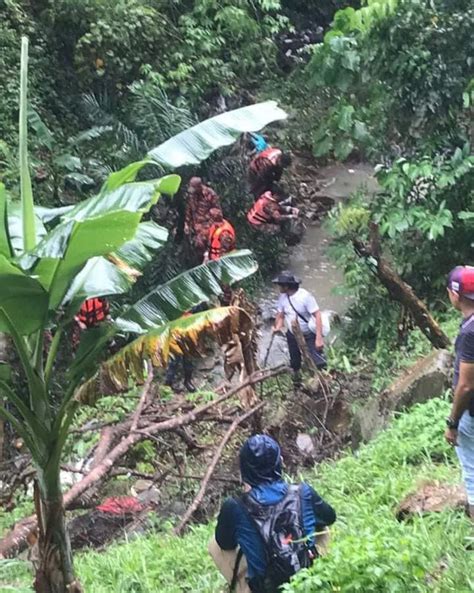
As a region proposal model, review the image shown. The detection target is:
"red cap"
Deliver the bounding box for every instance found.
[447,266,474,300]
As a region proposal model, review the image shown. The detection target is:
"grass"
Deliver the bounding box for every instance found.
[2,397,474,593]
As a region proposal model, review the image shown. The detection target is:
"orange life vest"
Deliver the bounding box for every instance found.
[77,297,109,327]
[250,147,282,174]
[247,192,275,227]
[208,220,236,260]
[259,147,282,165]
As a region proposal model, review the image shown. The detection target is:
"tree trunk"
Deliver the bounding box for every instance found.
[353,223,450,350]
[33,469,82,593]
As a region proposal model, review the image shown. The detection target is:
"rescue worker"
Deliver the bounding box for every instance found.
[184,177,222,260]
[444,266,474,520]
[164,303,208,393]
[209,434,336,593]
[248,133,269,155]
[75,297,110,330]
[272,271,326,384]
[248,145,292,197]
[247,190,299,235]
[204,209,236,263]
[73,297,110,349]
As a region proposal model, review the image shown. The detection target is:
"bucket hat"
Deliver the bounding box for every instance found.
[271,270,301,285]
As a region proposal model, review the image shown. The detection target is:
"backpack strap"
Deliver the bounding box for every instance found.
[287,295,310,324]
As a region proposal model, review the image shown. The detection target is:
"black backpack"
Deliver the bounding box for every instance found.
[239,484,314,593]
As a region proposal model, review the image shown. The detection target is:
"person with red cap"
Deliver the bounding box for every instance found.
[445,265,474,520]
[184,177,222,260]
[204,209,236,263]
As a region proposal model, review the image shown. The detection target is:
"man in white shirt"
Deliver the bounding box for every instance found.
[272,271,326,382]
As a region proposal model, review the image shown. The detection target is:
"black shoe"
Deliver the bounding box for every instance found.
[184,380,197,393]
[292,372,302,387]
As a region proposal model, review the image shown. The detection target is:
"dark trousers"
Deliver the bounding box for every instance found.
[286,331,327,372]
[165,355,193,385]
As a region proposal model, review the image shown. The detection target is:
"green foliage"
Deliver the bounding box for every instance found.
[4,397,474,592]
[307,0,474,159]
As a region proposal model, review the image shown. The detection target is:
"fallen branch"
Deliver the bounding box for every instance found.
[0,367,286,558]
[353,223,450,349]
[174,401,266,536]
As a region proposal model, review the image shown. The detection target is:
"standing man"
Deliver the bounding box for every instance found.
[184,177,222,261]
[445,265,474,520]
[209,434,336,593]
[272,271,326,384]
[204,209,236,263]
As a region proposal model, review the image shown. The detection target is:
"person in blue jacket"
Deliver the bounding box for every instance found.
[208,435,336,593]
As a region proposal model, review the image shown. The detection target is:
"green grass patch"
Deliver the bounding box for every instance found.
[2,397,474,593]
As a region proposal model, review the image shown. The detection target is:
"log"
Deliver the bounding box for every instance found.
[353,223,450,350]
[0,367,287,559]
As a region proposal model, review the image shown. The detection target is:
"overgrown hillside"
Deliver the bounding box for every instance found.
[3,397,473,593]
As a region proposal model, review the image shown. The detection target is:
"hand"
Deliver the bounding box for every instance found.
[315,336,324,351]
[444,427,458,446]
[291,207,299,216]
[184,223,190,235]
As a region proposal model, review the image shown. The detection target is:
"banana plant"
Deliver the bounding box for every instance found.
[0,38,258,593]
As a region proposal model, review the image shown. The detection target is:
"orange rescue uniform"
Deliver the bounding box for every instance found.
[208,220,236,260]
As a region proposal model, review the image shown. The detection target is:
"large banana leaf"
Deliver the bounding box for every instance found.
[8,202,47,257]
[62,221,168,309]
[116,250,258,333]
[113,221,168,270]
[63,257,132,308]
[0,255,48,334]
[30,182,166,309]
[74,306,250,403]
[148,101,287,168]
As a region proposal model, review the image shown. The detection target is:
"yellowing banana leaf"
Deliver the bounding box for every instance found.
[116,250,258,333]
[0,255,48,334]
[148,101,287,168]
[74,306,252,404]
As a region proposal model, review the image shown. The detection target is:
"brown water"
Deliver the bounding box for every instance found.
[259,162,379,366]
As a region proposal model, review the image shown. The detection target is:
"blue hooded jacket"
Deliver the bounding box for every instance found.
[215,435,336,581]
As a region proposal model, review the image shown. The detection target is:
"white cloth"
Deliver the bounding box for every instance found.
[277,288,319,334]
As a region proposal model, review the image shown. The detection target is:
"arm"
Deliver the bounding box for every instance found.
[215,499,238,550]
[445,359,474,445]
[309,487,336,527]
[273,311,285,333]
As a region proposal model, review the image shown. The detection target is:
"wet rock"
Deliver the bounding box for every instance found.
[296,433,315,457]
[352,350,452,446]
[397,482,466,520]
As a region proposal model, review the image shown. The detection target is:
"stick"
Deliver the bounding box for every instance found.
[263,332,275,367]
[174,401,265,536]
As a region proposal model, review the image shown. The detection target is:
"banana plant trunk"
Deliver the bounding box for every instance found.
[34,463,82,593]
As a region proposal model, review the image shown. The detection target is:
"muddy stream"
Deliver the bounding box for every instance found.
[258,161,379,367]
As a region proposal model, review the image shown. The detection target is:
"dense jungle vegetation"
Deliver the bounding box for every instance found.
[0,0,473,591]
